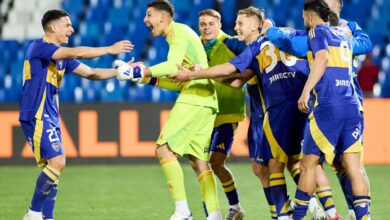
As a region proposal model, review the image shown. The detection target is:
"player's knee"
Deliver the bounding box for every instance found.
[252,163,269,179]
[48,155,66,171]
[155,144,173,160]
[209,160,224,175]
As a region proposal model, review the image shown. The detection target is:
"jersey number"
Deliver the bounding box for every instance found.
[46,128,59,143]
[260,42,297,73]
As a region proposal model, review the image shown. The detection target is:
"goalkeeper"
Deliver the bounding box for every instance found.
[115,1,221,219]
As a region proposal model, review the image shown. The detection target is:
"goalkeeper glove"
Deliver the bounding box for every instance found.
[114,60,144,81]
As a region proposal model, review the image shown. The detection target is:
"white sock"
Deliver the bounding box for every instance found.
[27,209,42,216]
[175,200,191,216]
[207,211,222,220]
[229,203,240,210]
[308,196,318,213]
[325,207,336,218]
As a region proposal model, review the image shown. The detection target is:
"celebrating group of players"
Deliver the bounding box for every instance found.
[20,0,372,220]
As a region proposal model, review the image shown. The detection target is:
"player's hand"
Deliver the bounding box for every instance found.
[190,64,205,71]
[260,19,274,35]
[169,64,191,82]
[341,26,352,39]
[297,91,310,113]
[114,60,144,81]
[108,40,134,54]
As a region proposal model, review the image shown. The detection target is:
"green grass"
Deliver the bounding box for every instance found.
[0,163,387,219]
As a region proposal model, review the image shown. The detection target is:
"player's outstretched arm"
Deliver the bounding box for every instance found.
[72,63,116,80]
[169,62,237,82]
[219,69,255,88]
[267,27,308,58]
[51,40,133,60]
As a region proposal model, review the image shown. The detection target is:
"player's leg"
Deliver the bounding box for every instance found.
[156,144,191,218]
[315,164,341,219]
[339,114,370,220]
[334,162,355,219]
[252,162,276,219]
[268,159,289,220]
[342,153,370,220]
[209,123,244,219]
[21,120,64,220]
[190,156,222,220]
[249,118,277,219]
[292,154,321,220]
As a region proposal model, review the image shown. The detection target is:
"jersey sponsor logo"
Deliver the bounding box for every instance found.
[269,71,296,84]
[335,79,351,87]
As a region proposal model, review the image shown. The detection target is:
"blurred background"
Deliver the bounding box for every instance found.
[0,0,390,103]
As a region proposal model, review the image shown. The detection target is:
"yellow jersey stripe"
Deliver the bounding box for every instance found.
[264,113,288,163]
[309,112,335,164]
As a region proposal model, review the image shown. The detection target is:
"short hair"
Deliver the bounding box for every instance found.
[147,0,174,17]
[237,6,265,23]
[199,9,221,22]
[41,9,70,32]
[304,0,335,23]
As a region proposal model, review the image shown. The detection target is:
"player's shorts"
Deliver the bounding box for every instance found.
[302,104,362,165]
[209,123,238,155]
[156,102,216,161]
[247,117,264,159]
[20,118,64,167]
[255,101,306,165]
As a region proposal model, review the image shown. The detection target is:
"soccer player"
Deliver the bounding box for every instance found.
[293,0,370,219]
[267,1,372,218]
[198,9,247,220]
[115,1,221,219]
[20,9,133,220]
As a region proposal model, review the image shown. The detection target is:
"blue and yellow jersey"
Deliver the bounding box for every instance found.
[307,24,358,107]
[256,37,309,108]
[339,19,372,106]
[230,35,308,110]
[246,76,266,121]
[19,38,80,125]
[229,35,266,121]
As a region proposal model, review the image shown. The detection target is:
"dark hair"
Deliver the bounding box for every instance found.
[147,0,174,17]
[41,9,70,31]
[303,0,338,24]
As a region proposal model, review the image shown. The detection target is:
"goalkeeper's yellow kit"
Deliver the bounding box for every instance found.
[152,21,218,161]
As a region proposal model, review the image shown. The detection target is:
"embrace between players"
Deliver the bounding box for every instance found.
[20,0,371,220]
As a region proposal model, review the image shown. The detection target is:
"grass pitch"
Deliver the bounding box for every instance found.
[0,163,388,219]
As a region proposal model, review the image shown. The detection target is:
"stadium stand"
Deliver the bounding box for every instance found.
[0,0,389,102]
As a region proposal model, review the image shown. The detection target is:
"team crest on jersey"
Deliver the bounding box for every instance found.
[51,142,60,152]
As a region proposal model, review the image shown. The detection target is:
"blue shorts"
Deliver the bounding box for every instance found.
[255,102,306,165]
[247,118,264,159]
[20,118,64,167]
[209,123,238,155]
[302,105,362,165]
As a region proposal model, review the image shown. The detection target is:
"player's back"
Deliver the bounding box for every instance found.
[256,37,309,109]
[307,24,358,110]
